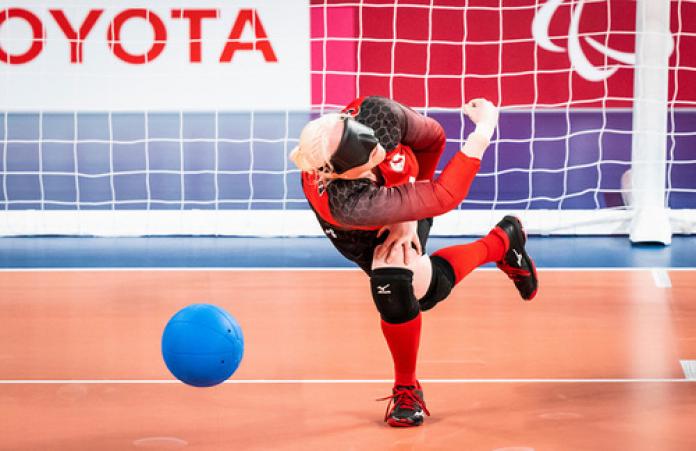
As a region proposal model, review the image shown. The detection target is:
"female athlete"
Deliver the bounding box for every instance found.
[289,96,538,427]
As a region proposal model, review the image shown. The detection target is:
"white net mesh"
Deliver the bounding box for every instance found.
[312,0,696,213]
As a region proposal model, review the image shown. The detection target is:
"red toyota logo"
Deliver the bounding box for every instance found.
[0,7,278,65]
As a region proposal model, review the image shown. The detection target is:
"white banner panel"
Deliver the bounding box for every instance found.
[0,0,309,110]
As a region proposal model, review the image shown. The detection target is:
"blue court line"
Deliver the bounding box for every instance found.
[0,236,694,269]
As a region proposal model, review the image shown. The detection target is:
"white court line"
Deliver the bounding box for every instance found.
[0,267,694,272]
[0,378,693,384]
[681,360,696,380]
[651,268,673,288]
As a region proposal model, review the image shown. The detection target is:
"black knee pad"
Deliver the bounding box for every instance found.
[419,256,455,311]
[370,268,419,324]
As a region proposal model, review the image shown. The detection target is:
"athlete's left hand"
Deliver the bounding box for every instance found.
[376,221,422,265]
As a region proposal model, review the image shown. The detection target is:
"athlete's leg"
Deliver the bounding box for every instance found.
[432,216,538,301]
[375,216,536,315]
[432,226,508,284]
[371,245,429,426]
[371,245,425,388]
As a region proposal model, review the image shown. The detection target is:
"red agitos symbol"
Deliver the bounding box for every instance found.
[0,7,278,65]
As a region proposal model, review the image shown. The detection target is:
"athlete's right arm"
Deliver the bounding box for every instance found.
[328,99,498,228]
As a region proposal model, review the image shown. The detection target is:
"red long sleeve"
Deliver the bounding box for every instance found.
[327,153,480,228]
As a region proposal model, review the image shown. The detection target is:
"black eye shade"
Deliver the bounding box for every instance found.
[330,118,379,174]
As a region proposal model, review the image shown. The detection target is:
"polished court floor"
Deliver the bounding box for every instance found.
[1,259,695,450]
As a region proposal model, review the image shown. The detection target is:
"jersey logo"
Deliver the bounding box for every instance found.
[324,228,337,239]
[389,153,405,172]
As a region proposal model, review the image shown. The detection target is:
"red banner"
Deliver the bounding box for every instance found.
[312,0,696,109]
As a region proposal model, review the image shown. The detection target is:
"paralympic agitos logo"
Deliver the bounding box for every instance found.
[533,0,674,82]
[0,7,278,64]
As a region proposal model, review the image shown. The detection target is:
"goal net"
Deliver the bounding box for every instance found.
[1,0,694,239]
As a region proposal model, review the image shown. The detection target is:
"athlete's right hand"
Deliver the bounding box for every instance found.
[464,98,498,141]
[375,221,422,265]
[464,98,498,127]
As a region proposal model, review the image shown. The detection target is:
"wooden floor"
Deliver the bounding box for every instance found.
[1,269,695,450]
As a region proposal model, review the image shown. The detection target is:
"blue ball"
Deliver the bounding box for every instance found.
[161,304,244,387]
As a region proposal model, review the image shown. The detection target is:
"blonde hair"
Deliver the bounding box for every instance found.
[289,113,344,175]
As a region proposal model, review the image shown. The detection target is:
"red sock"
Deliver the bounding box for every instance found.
[432,227,509,284]
[381,314,421,387]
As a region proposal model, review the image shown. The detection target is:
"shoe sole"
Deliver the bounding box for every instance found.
[387,418,424,427]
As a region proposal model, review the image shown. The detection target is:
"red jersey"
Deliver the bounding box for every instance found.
[302,142,420,231]
[301,96,480,231]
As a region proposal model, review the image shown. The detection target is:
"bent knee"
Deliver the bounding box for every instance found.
[370,267,419,324]
[373,246,432,299]
[418,256,455,311]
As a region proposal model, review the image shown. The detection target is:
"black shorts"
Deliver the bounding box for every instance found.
[322,218,433,275]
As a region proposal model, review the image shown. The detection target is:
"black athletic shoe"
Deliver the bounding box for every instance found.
[379,382,430,427]
[495,215,538,301]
